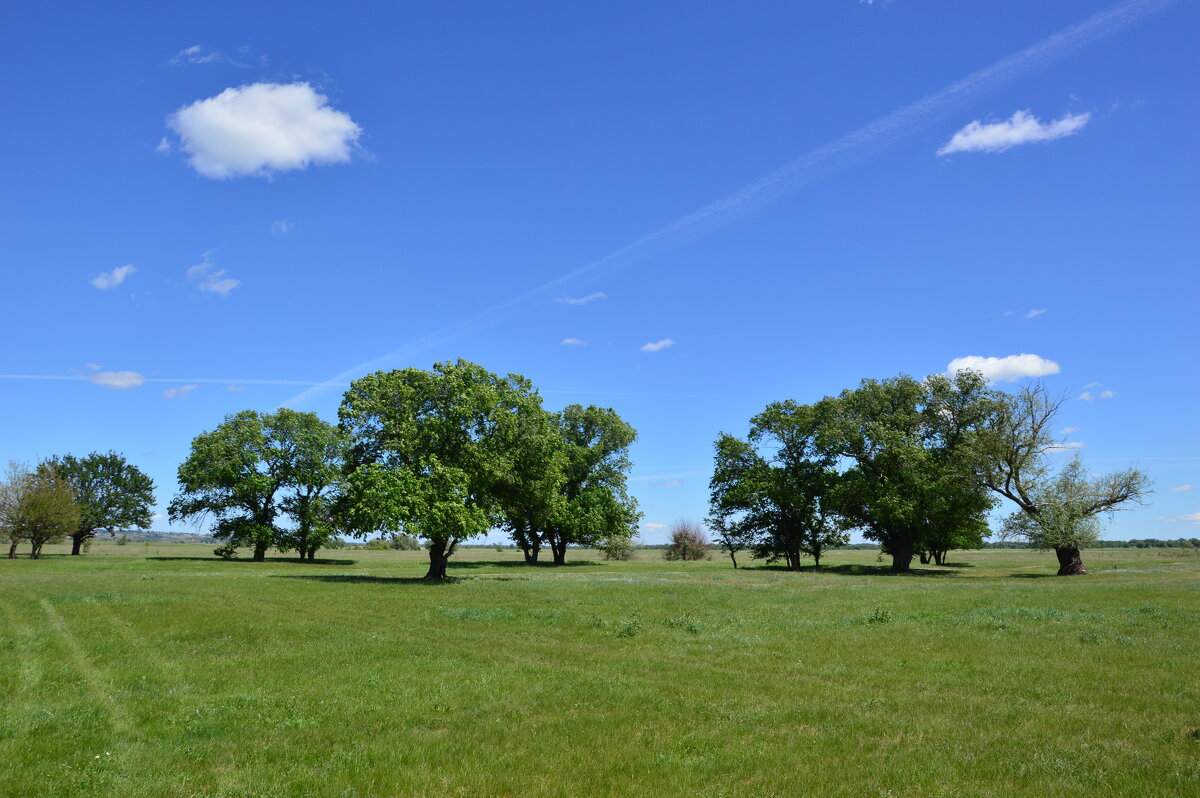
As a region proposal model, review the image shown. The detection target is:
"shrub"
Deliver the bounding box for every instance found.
[663,520,709,561]
[213,542,238,560]
[115,534,128,546]
[599,535,638,561]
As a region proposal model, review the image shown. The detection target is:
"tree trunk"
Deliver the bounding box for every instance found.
[70,534,88,555]
[812,549,821,569]
[932,549,946,566]
[787,551,801,571]
[1054,545,1088,576]
[890,542,914,572]
[253,542,268,562]
[521,544,539,565]
[729,552,738,569]
[918,551,930,564]
[7,539,18,559]
[550,538,566,566]
[30,541,43,560]
[424,539,454,580]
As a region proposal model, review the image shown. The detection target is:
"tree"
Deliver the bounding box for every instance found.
[0,462,81,559]
[339,360,551,579]
[980,385,1152,575]
[45,452,154,555]
[170,409,343,561]
[709,401,849,571]
[276,421,348,561]
[492,406,567,564]
[813,373,994,572]
[541,405,640,565]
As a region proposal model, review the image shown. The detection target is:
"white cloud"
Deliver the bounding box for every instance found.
[560,338,587,346]
[155,138,172,154]
[167,82,362,179]
[1169,484,1192,492]
[187,255,240,296]
[1158,512,1200,527]
[641,338,675,353]
[638,480,682,487]
[162,384,199,400]
[1046,441,1085,454]
[555,292,607,305]
[1079,389,1116,401]
[85,363,101,371]
[88,371,146,390]
[1061,426,1079,435]
[90,265,136,290]
[1025,308,1047,319]
[226,385,245,392]
[937,109,1091,155]
[152,513,164,520]
[641,522,668,530]
[271,220,295,236]
[947,353,1060,383]
[168,45,244,67]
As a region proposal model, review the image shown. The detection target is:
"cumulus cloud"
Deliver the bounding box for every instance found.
[641,338,675,353]
[90,265,136,290]
[938,109,1091,155]
[88,371,146,390]
[1025,308,1047,319]
[555,292,607,306]
[1079,389,1116,401]
[1169,484,1192,492]
[162,384,199,400]
[167,82,362,179]
[947,353,1060,383]
[187,255,240,296]
[561,338,587,346]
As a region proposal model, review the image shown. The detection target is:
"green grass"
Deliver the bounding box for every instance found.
[3,543,1199,797]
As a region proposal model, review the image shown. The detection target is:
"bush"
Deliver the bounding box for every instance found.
[663,520,709,561]
[115,534,128,546]
[213,542,238,560]
[599,535,638,561]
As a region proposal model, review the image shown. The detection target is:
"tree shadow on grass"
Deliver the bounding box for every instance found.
[270,574,451,586]
[1008,572,1058,579]
[448,559,599,569]
[794,563,965,578]
[146,556,357,566]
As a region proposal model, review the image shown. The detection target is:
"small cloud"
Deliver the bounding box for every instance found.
[642,522,668,530]
[1157,512,1200,527]
[947,353,1060,383]
[226,384,245,392]
[641,338,675,353]
[187,254,240,296]
[1082,381,1102,389]
[168,45,245,67]
[85,363,102,371]
[638,480,682,487]
[271,220,295,236]
[88,371,146,390]
[1079,389,1116,401]
[166,82,362,180]
[1046,441,1085,454]
[151,513,164,520]
[155,138,172,154]
[91,265,136,290]
[162,384,199,400]
[1168,484,1192,492]
[560,338,587,346]
[938,110,1091,156]
[555,292,606,305]
[1024,309,1047,319]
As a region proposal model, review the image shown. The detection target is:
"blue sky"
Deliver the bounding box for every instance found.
[2,0,1196,542]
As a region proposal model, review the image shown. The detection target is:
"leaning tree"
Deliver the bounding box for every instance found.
[45,451,154,555]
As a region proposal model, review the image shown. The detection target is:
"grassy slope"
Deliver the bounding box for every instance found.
[2,543,1198,797]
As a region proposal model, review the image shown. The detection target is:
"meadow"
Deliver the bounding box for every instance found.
[2,543,1198,797]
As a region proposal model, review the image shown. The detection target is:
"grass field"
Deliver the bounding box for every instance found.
[2,542,1198,797]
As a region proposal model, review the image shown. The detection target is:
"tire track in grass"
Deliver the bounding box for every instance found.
[0,599,42,695]
[38,598,133,734]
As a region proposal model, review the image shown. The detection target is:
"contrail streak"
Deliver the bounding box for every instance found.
[0,375,329,386]
[310,1,1179,407]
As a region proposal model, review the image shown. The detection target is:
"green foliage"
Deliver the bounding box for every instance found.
[43,451,155,554]
[1,462,81,559]
[597,534,638,560]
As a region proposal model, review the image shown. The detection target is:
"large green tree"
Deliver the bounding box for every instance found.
[277,421,349,561]
[541,404,640,566]
[339,360,551,579]
[170,409,343,561]
[493,405,567,565]
[979,384,1151,574]
[708,401,849,570]
[45,451,155,555]
[813,373,995,572]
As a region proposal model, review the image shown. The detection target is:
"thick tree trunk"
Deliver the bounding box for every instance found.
[787,551,801,571]
[918,552,930,564]
[521,544,540,565]
[30,542,43,560]
[253,542,268,562]
[424,539,455,580]
[1054,545,1088,576]
[890,542,914,572]
[932,550,947,566]
[70,534,88,555]
[550,538,566,566]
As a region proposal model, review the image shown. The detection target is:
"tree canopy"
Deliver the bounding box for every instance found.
[45,451,154,555]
